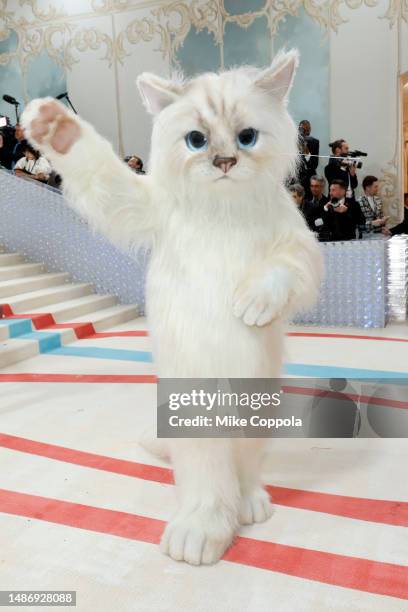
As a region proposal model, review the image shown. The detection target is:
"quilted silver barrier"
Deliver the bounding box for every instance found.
[0,169,147,311]
[294,238,387,328]
[386,235,408,322]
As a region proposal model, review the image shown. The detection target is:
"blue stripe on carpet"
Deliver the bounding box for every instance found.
[19,331,62,353]
[0,318,32,338]
[50,346,153,363]
[285,363,408,380]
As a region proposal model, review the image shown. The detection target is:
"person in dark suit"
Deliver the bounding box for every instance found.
[314,179,365,241]
[305,175,329,234]
[289,183,315,230]
[299,120,319,198]
[307,175,328,208]
[0,128,15,169]
[324,139,358,196]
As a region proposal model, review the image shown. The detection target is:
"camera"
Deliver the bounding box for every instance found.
[329,197,341,209]
[341,149,367,170]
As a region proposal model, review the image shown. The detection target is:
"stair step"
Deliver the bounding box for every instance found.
[0,262,44,281]
[0,272,70,298]
[9,283,94,313]
[27,294,118,322]
[0,337,39,368]
[0,253,24,266]
[68,303,139,331]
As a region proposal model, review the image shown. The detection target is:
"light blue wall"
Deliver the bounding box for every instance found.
[0,30,24,121]
[276,8,329,172]
[0,30,66,123]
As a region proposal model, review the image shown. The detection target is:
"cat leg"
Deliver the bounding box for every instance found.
[161,439,240,565]
[235,439,274,525]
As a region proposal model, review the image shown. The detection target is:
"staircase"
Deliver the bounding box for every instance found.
[0,246,139,368]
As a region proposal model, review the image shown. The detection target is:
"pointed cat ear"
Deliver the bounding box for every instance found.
[254,49,299,103]
[136,73,182,115]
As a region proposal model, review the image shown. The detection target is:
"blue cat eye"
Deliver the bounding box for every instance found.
[185,130,208,152]
[237,128,258,149]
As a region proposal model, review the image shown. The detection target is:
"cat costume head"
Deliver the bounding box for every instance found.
[137,50,299,198]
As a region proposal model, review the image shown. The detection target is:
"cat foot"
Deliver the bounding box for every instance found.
[239,488,274,525]
[160,509,235,565]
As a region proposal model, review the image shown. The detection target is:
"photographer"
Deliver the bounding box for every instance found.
[14,144,51,183]
[324,139,358,197]
[358,175,388,235]
[313,179,365,241]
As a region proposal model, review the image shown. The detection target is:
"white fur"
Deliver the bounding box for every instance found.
[21,49,323,566]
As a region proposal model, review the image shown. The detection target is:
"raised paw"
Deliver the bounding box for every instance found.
[233,270,290,327]
[21,98,81,155]
[160,509,235,565]
[239,487,274,525]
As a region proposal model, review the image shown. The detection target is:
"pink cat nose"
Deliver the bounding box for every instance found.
[213,156,237,174]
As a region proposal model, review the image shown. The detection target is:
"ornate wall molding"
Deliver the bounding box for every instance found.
[383,1,408,27]
[0,1,392,77]
[380,155,399,220]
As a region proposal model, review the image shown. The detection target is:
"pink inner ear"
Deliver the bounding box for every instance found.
[138,76,181,115]
[255,52,298,101]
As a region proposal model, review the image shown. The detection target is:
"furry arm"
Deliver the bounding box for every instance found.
[21,98,157,251]
[233,226,323,327]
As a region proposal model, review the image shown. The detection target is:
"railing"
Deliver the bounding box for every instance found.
[0,168,147,311]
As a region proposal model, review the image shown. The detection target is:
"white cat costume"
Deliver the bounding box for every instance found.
[22,49,323,566]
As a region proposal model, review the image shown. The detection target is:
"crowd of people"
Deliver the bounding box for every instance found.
[290,120,408,240]
[0,120,145,188]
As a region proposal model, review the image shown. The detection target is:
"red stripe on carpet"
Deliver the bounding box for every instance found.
[282,386,408,411]
[1,433,406,527]
[0,488,407,599]
[265,485,408,528]
[287,332,408,343]
[0,433,173,485]
[88,331,149,338]
[0,374,157,383]
[47,322,96,339]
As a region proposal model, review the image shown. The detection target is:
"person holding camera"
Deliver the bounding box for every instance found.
[313,179,365,241]
[324,139,358,197]
[358,175,388,235]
